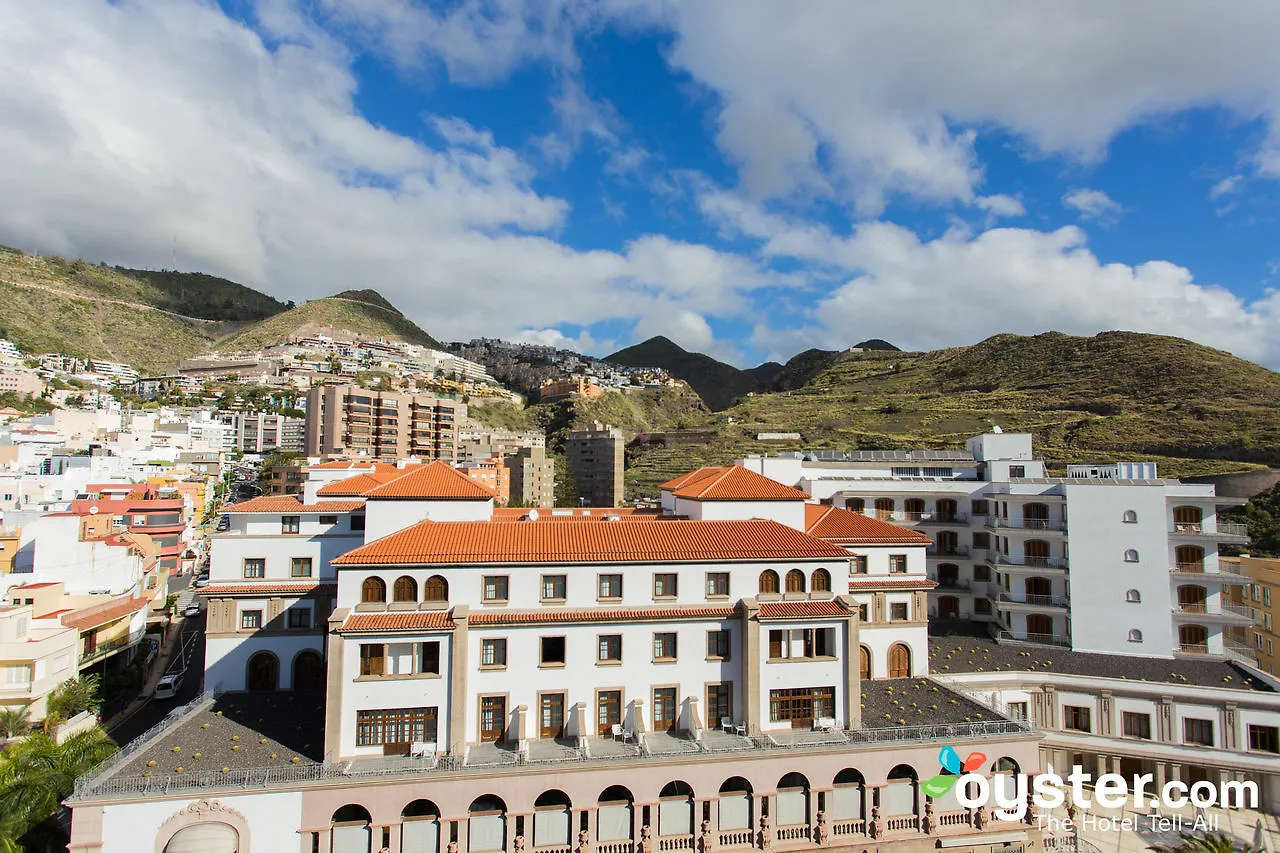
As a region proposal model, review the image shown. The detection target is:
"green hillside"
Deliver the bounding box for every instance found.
[214,290,441,351]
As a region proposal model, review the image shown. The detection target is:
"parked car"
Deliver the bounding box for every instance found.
[155,673,183,700]
[193,576,211,588]
[183,603,202,618]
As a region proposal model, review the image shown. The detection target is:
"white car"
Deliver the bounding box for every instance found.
[155,673,183,700]
[193,577,210,588]
[182,604,202,618]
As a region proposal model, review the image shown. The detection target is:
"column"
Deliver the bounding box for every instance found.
[838,595,861,729]
[449,605,470,755]
[323,608,348,762]
[1170,763,1182,784]
[741,599,761,735]
[1096,754,1107,780]
[1155,762,1167,791]
[384,824,401,853]
[1108,755,1121,776]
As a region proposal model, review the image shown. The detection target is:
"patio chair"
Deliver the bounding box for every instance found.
[734,722,748,737]
[611,724,634,743]
[721,717,733,734]
[410,741,435,758]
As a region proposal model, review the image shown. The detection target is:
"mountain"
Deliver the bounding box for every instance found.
[853,338,900,351]
[213,289,441,352]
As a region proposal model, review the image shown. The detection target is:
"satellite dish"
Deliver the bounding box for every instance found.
[527,509,539,522]
[89,506,99,514]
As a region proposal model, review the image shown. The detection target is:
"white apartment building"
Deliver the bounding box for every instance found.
[0,601,78,720]
[741,431,1252,662]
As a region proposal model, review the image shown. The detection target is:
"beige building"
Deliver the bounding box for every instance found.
[1224,555,1280,676]
[304,384,464,461]
[504,445,555,506]
[0,368,45,397]
[566,421,624,506]
[0,602,79,721]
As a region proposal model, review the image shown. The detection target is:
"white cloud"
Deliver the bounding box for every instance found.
[1209,174,1243,199]
[1062,188,1124,222]
[0,0,774,350]
[975,194,1026,218]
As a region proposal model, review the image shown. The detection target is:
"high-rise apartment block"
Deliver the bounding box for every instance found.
[504,445,555,507]
[565,421,624,506]
[304,384,464,462]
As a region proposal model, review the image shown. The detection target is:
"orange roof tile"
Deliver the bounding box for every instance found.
[223,497,366,513]
[668,466,809,501]
[340,611,455,632]
[335,519,851,566]
[308,460,376,471]
[364,461,496,501]
[488,507,664,522]
[757,600,851,619]
[658,467,722,491]
[848,578,937,590]
[469,606,738,626]
[316,470,407,496]
[198,582,336,596]
[61,596,148,630]
[804,504,932,544]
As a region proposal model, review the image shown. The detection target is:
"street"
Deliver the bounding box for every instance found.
[106,602,206,746]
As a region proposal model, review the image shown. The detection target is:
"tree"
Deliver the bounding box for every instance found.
[0,706,29,739]
[0,727,118,850]
[1149,832,1260,853]
[44,675,101,729]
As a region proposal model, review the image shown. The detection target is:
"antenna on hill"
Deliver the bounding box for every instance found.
[171,236,177,271]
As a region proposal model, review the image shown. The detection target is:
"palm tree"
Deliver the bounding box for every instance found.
[1150,832,1261,853]
[43,675,101,730]
[0,706,29,739]
[0,727,118,848]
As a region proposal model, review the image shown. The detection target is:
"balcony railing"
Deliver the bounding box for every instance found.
[926,545,970,557]
[931,577,971,590]
[916,513,969,526]
[1172,521,1249,538]
[998,593,1069,608]
[1177,643,1209,655]
[1174,561,1205,573]
[994,629,1071,647]
[79,634,139,666]
[1171,601,1254,619]
[986,518,1066,531]
[985,551,1067,570]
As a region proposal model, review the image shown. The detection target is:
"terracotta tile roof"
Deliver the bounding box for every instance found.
[69,498,185,515]
[198,582,337,596]
[488,507,665,522]
[61,596,148,630]
[334,519,852,566]
[848,578,937,590]
[308,460,376,471]
[668,466,809,501]
[659,467,722,491]
[757,600,852,619]
[340,611,455,632]
[364,461,496,501]
[316,471,408,496]
[804,504,933,544]
[469,606,738,626]
[223,496,366,513]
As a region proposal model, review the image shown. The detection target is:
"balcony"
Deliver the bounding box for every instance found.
[1168,562,1251,584]
[985,518,1066,532]
[993,628,1071,648]
[1170,521,1249,542]
[929,577,971,591]
[984,551,1067,571]
[79,633,141,667]
[998,592,1070,610]
[1171,601,1254,624]
[915,512,969,526]
[926,545,970,558]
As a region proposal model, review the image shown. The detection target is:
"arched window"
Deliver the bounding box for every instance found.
[423,575,449,602]
[332,805,372,853]
[888,643,911,678]
[846,498,865,514]
[1178,624,1208,654]
[1175,545,1205,572]
[718,777,754,831]
[361,576,386,603]
[991,757,1020,774]
[859,645,871,680]
[903,498,925,520]
[393,576,418,603]
[162,823,240,853]
[1177,585,1207,613]
[247,651,278,692]
[597,786,634,843]
[874,498,895,520]
[811,568,831,593]
[401,800,440,853]
[292,650,324,691]
[1122,510,1138,523]
[658,781,694,838]
[532,791,572,849]
[832,769,866,820]
[1173,506,1203,533]
[785,569,806,594]
[1124,549,1139,563]
[759,570,780,595]
[1125,589,1141,603]
[1128,629,1143,643]
[468,796,507,853]
[885,765,918,817]
[776,773,810,828]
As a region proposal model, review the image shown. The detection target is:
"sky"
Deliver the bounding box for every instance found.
[2,2,1280,368]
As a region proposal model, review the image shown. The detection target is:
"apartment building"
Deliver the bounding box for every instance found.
[219,412,305,454]
[742,431,1252,662]
[456,456,510,505]
[74,461,1044,853]
[0,600,78,720]
[304,384,464,462]
[1224,556,1280,676]
[505,445,555,507]
[7,582,150,683]
[566,421,624,506]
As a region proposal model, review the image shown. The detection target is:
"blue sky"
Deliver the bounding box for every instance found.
[2,1,1280,367]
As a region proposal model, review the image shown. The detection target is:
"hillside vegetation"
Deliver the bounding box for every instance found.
[215,289,441,352]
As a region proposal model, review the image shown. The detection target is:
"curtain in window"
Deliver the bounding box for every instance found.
[332,825,371,853]
[775,790,807,827]
[659,800,691,837]
[597,804,632,841]
[882,782,915,816]
[534,809,570,848]
[469,815,504,852]
[718,794,750,830]
[829,786,863,820]
[402,819,439,853]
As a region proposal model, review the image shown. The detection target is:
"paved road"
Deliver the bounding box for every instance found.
[108,618,205,746]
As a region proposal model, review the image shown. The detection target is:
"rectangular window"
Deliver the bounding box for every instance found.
[239,609,263,629]
[707,629,731,660]
[360,643,385,676]
[1248,725,1279,754]
[974,599,992,615]
[653,632,677,660]
[858,603,869,622]
[2,664,32,685]
[653,573,678,598]
[705,571,730,597]
[973,564,992,581]
[287,608,312,629]
[1253,585,1263,602]
[971,500,989,516]
[281,515,301,534]
[1265,588,1272,607]
[891,466,921,477]
[1064,706,1091,732]
[598,574,623,599]
[242,558,265,579]
[707,683,732,724]
[319,514,337,525]
[483,576,509,602]
[481,638,507,668]
[890,602,909,621]
[852,555,868,574]
[1007,702,1028,721]
[1183,718,1214,747]
[1008,465,1026,478]
[350,514,366,531]
[922,467,953,478]
[769,687,835,724]
[972,532,991,549]
[598,634,622,663]
[420,642,441,675]
[1122,712,1152,740]
[290,557,313,578]
[356,707,438,747]
[540,636,566,666]
[888,555,907,574]
[540,574,567,601]
[768,628,836,659]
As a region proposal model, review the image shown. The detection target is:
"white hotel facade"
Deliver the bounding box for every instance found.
[67,439,1280,853]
